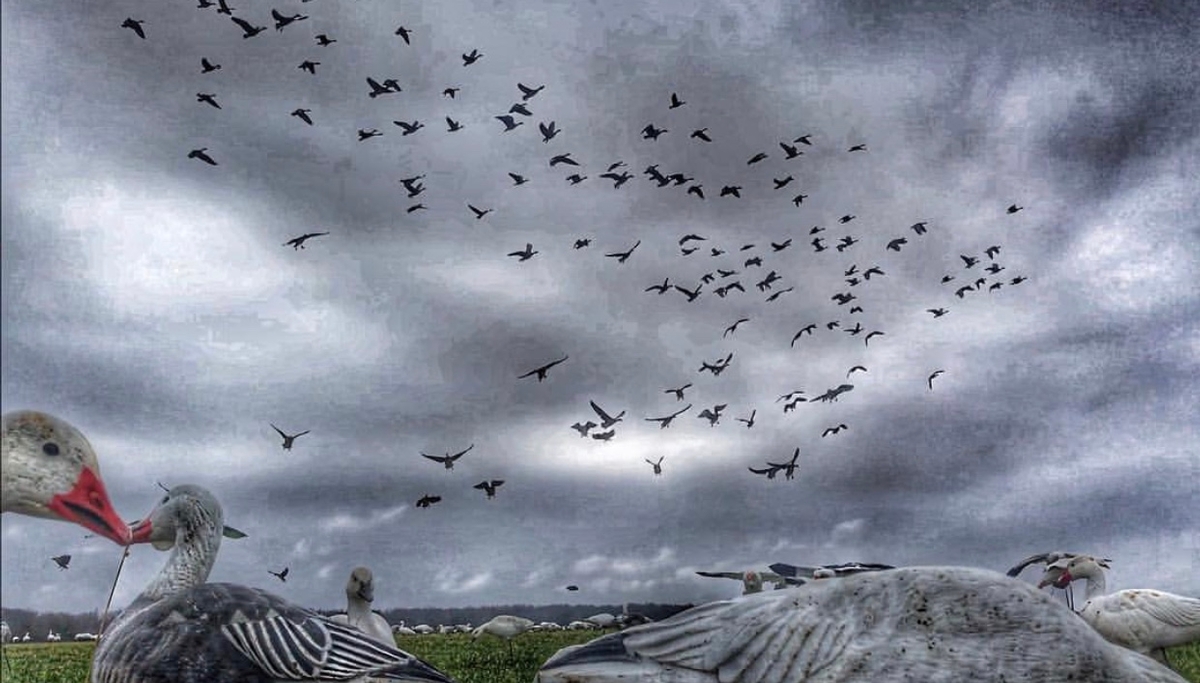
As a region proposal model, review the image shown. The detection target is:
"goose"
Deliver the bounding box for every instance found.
[1046,555,1200,666]
[2,410,131,545]
[121,18,146,39]
[472,615,534,653]
[187,148,218,165]
[538,566,1186,683]
[329,567,394,647]
[694,570,796,595]
[92,484,456,683]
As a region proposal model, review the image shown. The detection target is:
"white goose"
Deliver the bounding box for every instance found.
[1045,555,1200,666]
[91,484,457,683]
[2,410,131,544]
[472,615,534,654]
[537,566,1186,682]
[330,567,395,647]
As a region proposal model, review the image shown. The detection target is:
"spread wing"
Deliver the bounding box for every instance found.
[420,453,445,464]
[589,400,613,422]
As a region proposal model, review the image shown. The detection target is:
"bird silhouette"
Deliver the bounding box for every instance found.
[1007,204,1023,214]
[605,240,640,263]
[665,384,692,401]
[290,108,313,125]
[864,330,885,346]
[780,142,802,159]
[961,254,980,268]
[591,429,615,442]
[720,185,742,198]
[415,495,441,508]
[765,287,794,303]
[565,174,587,185]
[847,365,867,377]
[792,194,808,206]
[794,135,812,145]
[723,318,750,337]
[748,465,784,479]
[645,405,691,430]
[270,424,310,450]
[121,18,146,39]
[549,153,579,167]
[200,57,221,73]
[518,82,545,100]
[443,87,460,98]
[268,567,289,582]
[571,421,597,437]
[771,239,792,252]
[283,232,329,250]
[462,49,483,65]
[910,221,928,235]
[271,9,307,31]
[393,120,424,135]
[507,243,538,261]
[196,93,220,109]
[187,148,218,166]
[848,143,867,152]
[565,585,580,591]
[697,405,726,427]
[747,152,769,165]
[314,33,336,45]
[641,124,668,140]
[445,116,464,132]
[215,0,234,15]
[928,308,948,318]
[773,176,794,190]
[473,480,505,499]
[589,400,625,429]
[468,204,493,220]
[645,457,665,475]
[886,237,907,251]
[357,129,381,141]
[573,238,591,249]
[668,92,686,109]
[791,325,817,346]
[766,447,801,479]
[822,424,849,437]
[600,171,633,188]
[406,204,427,213]
[421,444,474,469]
[52,554,72,570]
[538,121,560,142]
[691,128,712,142]
[645,278,671,294]
[735,410,757,429]
[298,60,320,75]
[928,370,945,390]
[518,355,566,381]
[231,15,266,38]
[508,172,529,186]
[674,284,702,302]
[394,25,412,44]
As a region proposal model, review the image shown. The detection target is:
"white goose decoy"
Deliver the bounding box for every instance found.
[2,410,131,545]
[91,484,456,683]
[538,566,1187,683]
[330,567,395,647]
[1045,555,1200,666]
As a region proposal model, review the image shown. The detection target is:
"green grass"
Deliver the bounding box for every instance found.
[2,636,1198,682]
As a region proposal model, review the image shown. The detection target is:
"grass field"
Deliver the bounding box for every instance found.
[2,635,1198,682]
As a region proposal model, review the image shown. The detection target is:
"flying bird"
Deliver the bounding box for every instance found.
[473,480,504,499]
[196,93,221,109]
[822,424,849,437]
[271,9,307,31]
[591,430,615,442]
[231,15,266,38]
[696,404,726,427]
[187,148,217,165]
[961,254,980,268]
[565,174,587,185]
[847,365,867,377]
[508,172,529,186]
[443,87,460,98]
[1007,204,1024,214]
[848,143,867,152]
[509,102,533,117]
[747,152,769,165]
[283,232,329,250]
[570,421,597,437]
[864,330,885,346]
[290,108,313,125]
[792,194,808,206]
[496,115,524,131]
[298,60,320,74]
[468,204,493,220]
[767,447,801,480]
[886,237,907,251]
[538,121,560,142]
[691,128,712,142]
[605,240,640,263]
[928,308,948,318]
[518,83,545,100]
[765,287,793,303]
[641,124,668,140]
[794,134,813,145]
[357,129,381,141]
[645,278,672,294]
[773,176,794,190]
[723,318,750,337]
[791,325,817,346]
[565,585,579,591]
[720,185,742,198]
[668,92,686,108]
[52,554,72,570]
[645,405,690,430]
[645,457,664,476]
[665,384,692,401]
[549,153,579,167]
[393,120,423,135]
[268,567,289,582]
[507,243,538,261]
[121,18,146,39]
[748,465,784,479]
[270,424,310,450]
[600,171,633,188]
[462,49,483,65]
[421,444,474,470]
[394,25,412,43]
[780,142,802,159]
[735,410,756,429]
[589,400,625,429]
[200,57,221,73]
[518,355,568,381]
[928,370,944,390]
[573,238,591,249]
[910,221,928,235]
[445,116,463,132]
[771,239,792,251]
[415,494,441,508]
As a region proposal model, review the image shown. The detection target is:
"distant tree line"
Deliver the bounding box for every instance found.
[2,602,694,641]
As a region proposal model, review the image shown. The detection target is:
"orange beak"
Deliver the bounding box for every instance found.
[46,466,132,546]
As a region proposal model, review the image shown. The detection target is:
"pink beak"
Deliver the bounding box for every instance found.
[46,467,132,546]
[128,517,155,544]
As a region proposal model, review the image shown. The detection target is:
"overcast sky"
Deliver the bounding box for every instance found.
[2,0,1198,618]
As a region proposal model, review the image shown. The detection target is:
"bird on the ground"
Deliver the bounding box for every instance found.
[473,615,535,656]
[1006,551,1096,610]
[421,444,474,470]
[329,567,393,649]
[283,232,329,250]
[518,355,567,381]
[270,424,309,449]
[537,566,1187,683]
[473,480,505,499]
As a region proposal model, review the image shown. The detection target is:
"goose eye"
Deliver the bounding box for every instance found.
[42,442,61,456]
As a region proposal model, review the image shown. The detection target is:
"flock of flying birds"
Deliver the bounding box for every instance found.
[111,2,1029,584]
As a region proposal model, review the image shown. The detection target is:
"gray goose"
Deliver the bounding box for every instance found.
[92,484,456,683]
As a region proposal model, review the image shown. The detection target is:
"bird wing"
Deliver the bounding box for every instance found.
[271,9,287,21]
[420,453,446,464]
[450,444,474,460]
[695,571,744,580]
[1108,590,1200,630]
[1005,552,1056,577]
[230,16,255,32]
[589,400,613,422]
[473,481,489,490]
[270,424,287,438]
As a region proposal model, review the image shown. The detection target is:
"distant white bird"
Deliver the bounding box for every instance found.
[1046,555,1200,667]
[539,567,1186,683]
[329,567,395,648]
[694,569,798,594]
[2,410,132,545]
[473,615,534,655]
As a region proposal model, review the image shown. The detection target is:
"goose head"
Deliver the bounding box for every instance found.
[129,484,223,551]
[347,566,375,603]
[1056,555,1110,585]
[2,410,131,545]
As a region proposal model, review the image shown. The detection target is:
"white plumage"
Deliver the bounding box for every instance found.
[329,566,395,647]
[1047,555,1200,665]
[472,615,534,642]
[538,566,1186,682]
